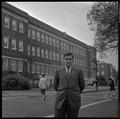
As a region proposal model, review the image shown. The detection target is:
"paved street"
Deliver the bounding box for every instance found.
[2,86,118,117]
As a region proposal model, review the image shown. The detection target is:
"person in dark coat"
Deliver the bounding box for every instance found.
[95,76,99,91]
[108,76,117,96]
[53,52,85,118]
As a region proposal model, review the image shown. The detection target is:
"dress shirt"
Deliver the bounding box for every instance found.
[65,66,72,74]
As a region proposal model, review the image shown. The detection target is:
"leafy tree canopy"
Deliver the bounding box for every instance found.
[87,2,118,59]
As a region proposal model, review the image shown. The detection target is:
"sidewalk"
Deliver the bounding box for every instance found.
[2,86,118,98]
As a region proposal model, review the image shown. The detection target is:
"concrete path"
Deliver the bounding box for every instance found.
[3,86,118,98]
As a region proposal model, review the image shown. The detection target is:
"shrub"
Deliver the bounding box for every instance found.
[2,74,31,91]
[97,75,106,86]
[2,70,17,78]
[30,75,40,88]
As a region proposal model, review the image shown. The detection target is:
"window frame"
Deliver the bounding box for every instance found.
[3,36,9,48]
[12,19,17,31]
[32,46,35,56]
[11,38,16,50]
[4,16,10,28]
[37,47,40,57]
[19,40,23,52]
[31,29,36,40]
[19,22,24,33]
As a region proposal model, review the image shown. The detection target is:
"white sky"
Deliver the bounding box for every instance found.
[7,2,118,70]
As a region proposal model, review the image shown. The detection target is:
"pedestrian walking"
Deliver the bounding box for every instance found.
[95,76,99,91]
[92,80,95,88]
[53,52,85,118]
[107,76,117,97]
[39,74,49,101]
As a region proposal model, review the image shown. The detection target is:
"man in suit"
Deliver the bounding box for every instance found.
[54,52,85,117]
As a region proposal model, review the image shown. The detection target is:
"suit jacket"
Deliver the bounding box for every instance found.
[54,66,85,109]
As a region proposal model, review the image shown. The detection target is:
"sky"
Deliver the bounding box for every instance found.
[7,2,118,70]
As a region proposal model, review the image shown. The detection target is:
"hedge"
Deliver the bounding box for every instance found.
[2,74,31,91]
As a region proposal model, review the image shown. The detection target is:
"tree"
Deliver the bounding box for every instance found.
[87,2,118,59]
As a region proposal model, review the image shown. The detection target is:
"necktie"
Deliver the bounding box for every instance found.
[66,69,69,75]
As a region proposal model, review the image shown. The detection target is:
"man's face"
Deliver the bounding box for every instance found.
[64,55,73,67]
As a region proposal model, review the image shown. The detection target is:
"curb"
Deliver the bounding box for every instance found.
[83,88,109,93]
[83,87,118,93]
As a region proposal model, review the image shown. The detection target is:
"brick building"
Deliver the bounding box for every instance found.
[2,2,96,84]
[97,62,118,83]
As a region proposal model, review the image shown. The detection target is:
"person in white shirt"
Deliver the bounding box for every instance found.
[39,74,48,101]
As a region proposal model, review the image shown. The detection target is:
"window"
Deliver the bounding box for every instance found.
[79,59,80,66]
[41,49,44,58]
[18,60,23,72]
[77,49,79,55]
[19,40,23,52]
[19,22,24,33]
[4,16,9,28]
[66,44,69,51]
[53,52,56,60]
[73,46,75,54]
[32,46,35,56]
[45,49,48,58]
[101,71,104,75]
[36,64,40,74]
[74,58,76,64]
[56,40,59,48]
[37,47,40,57]
[27,62,30,73]
[61,41,63,51]
[3,36,9,48]
[84,52,86,57]
[32,63,35,73]
[49,50,52,59]
[64,42,66,51]
[37,31,40,41]
[41,33,44,43]
[75,48,77,55]
[84,60,86,67]
[45,35,49,44]
[2,57,8,71]
[11,38,16,50]
[49,65,52,74]
[49,37,52,46]
[76,58,78,65]
[32,29,36,39]
[12,19,17,31]
[70,45,73,53]
[10,59,16,71]
[28,28,31,38]
[61,54,63,62]
[57,53,59,61]
[27,45,30,55]
[53,38,56,47]
[82,51,84,56]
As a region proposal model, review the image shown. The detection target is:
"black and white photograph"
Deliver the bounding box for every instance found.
[2,2,119,118]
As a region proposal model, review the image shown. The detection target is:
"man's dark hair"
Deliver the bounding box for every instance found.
[42,74,45,77]
[63,52,74,58]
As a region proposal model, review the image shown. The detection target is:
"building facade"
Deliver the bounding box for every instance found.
[2,2,96,84]
[97,62,117,83]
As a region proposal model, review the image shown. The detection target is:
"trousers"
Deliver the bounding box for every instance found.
[54,98,80,118]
